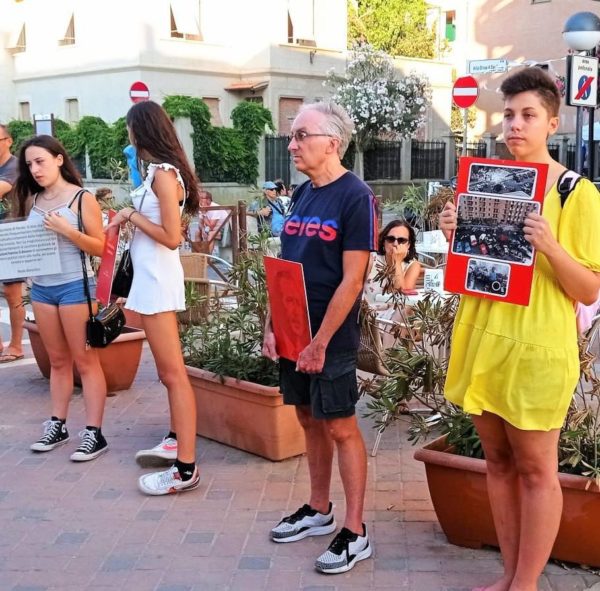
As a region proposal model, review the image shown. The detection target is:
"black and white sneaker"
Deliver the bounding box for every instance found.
[271,503,336,543]
[30,419,69,452]
[70,429,108,462]
[315,524,372,574]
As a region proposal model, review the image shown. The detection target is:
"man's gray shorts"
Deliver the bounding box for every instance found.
[279,349,359,419]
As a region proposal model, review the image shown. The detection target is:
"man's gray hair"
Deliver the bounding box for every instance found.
[0,124,11,138]
[299,101,354,158]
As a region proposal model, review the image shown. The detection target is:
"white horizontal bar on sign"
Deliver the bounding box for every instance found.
[453,88,478,96]
[130,90,150,98]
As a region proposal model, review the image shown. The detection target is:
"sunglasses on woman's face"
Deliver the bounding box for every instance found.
[384,236,409,245]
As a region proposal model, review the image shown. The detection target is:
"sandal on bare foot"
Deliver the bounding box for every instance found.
[0,353,24,364]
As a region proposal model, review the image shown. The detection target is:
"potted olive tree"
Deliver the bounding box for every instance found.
[360,288,600,567]
[180,235,305,462]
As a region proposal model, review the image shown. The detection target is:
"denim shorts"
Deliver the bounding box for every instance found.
[279,349,359,420]
[30,278,96,306]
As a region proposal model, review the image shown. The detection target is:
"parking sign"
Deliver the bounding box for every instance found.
[566,54,599,108]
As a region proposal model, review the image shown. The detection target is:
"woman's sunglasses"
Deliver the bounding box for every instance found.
[384,236,409,245]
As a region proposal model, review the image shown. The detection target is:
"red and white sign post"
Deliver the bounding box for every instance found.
[452,76,479,156]
[129,81,150,104]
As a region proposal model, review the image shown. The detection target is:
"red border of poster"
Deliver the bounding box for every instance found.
[444,157,548,306]
[263,256,312,362]
[95,210,118,306]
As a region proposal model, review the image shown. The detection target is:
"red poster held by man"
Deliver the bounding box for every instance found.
[444,157,548,306]
[95,210,119,306]
[264,256,312,362]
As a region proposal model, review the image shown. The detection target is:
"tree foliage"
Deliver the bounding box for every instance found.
[326,44,430,152]
[347,0,436,59]
[163,96,273,184]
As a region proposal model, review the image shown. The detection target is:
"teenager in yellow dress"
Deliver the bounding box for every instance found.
[440,68,600,591]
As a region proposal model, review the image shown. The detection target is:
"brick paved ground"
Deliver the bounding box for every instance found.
[0,330,599,590]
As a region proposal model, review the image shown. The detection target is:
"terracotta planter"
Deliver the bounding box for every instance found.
[186,366,306,461]
[25,320,146,393]
[414,435,600,567]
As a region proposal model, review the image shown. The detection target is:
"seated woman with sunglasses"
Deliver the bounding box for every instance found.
[364,220,422,312]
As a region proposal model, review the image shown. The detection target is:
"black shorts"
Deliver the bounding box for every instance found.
[2,279,25,286]
[279,349,359,420]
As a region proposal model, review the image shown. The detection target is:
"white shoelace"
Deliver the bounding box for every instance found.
[39,420,61,442]
[76,429,98,453]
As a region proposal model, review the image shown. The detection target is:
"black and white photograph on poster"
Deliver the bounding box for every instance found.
[466,259,510,297]
[467,163,537,198]
[452,194,540,265]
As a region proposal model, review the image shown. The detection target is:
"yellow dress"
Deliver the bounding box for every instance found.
[445,178,600,431]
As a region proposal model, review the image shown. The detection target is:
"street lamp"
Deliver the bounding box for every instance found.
[563,12,600,178]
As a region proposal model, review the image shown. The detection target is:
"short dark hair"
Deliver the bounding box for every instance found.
[378,219,417,261]
[500,68,560,117]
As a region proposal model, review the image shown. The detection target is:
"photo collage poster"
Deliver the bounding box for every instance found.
[444,157,548,306]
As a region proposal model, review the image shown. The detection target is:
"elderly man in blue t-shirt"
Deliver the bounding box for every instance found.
[263,102,377,574]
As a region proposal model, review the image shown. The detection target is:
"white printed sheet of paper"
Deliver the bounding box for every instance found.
[0,220,62,280]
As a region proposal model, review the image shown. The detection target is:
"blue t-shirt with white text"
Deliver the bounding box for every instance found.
[280,171,378,352]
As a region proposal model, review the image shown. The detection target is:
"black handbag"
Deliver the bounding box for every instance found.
[111,191,146,299]
[77,192,126,348]
[111,248,133,298]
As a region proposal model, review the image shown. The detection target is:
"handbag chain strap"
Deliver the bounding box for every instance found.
[76,190,96,324]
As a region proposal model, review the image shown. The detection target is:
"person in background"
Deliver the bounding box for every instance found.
[197,190,228,255]
[263,101,377,574]
[15,135,108,460]
[107,100,201,496]
[123,144,142,189]
[0,123,25,364]
[440,67,600,591]
[250,181,287,237]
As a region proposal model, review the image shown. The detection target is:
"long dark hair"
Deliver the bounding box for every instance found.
[378,219,417,262]
[15,135,82,217]
[126,101,199,216]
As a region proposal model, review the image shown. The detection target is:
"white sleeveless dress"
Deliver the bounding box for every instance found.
[124,163,186,315]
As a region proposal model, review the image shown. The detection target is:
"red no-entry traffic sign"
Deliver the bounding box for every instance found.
[452,76,479,109]
[129,81,150,104]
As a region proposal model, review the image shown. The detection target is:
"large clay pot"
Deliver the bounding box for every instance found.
[186,366,305,461]
[414,435,600,567]
[24,320,146,393]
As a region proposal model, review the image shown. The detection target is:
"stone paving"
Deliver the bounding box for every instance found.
[0,332,599,590]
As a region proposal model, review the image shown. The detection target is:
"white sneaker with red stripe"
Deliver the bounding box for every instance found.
[138,465,200,496]
[135,437,177,467]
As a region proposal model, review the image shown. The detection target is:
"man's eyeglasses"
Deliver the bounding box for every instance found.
[288,130,334,143]
[384,236,409,245]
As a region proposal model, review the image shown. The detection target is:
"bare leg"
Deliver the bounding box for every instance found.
[142,311,197,463]
[505,425,562,591]
[2,282,25,357]
[33,302,74,420]
[472,412,520,591]
[327,414,367,534]
[295,406,334,514]
[59,304,107,426]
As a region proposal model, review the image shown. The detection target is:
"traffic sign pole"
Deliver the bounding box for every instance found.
[452,76,479,158]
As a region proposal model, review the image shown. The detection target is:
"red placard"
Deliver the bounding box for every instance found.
[452,75,479,109]
[264,256,312,362]
[444,157,548,306]
[95,211,119,306]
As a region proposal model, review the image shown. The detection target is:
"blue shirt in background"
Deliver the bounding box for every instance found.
[123,144,142,189]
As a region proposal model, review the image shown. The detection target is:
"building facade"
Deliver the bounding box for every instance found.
[427,0,600,138]
[0,0,453,139]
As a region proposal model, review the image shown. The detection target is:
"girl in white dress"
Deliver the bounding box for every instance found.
[107,101,200,496]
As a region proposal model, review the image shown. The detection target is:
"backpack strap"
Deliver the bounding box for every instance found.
[557,170,582,208]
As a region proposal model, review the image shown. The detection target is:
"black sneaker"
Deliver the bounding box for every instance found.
[271,503,336,543]
[70,429,108,462]
[30,419,69,452]
[315,524,372,574]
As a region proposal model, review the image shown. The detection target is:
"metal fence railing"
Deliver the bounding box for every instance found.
[364,140,402,181]
[264,134,291,186]
[411,140,445,180]
[548,143,560,162]
[454,141,487,170]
